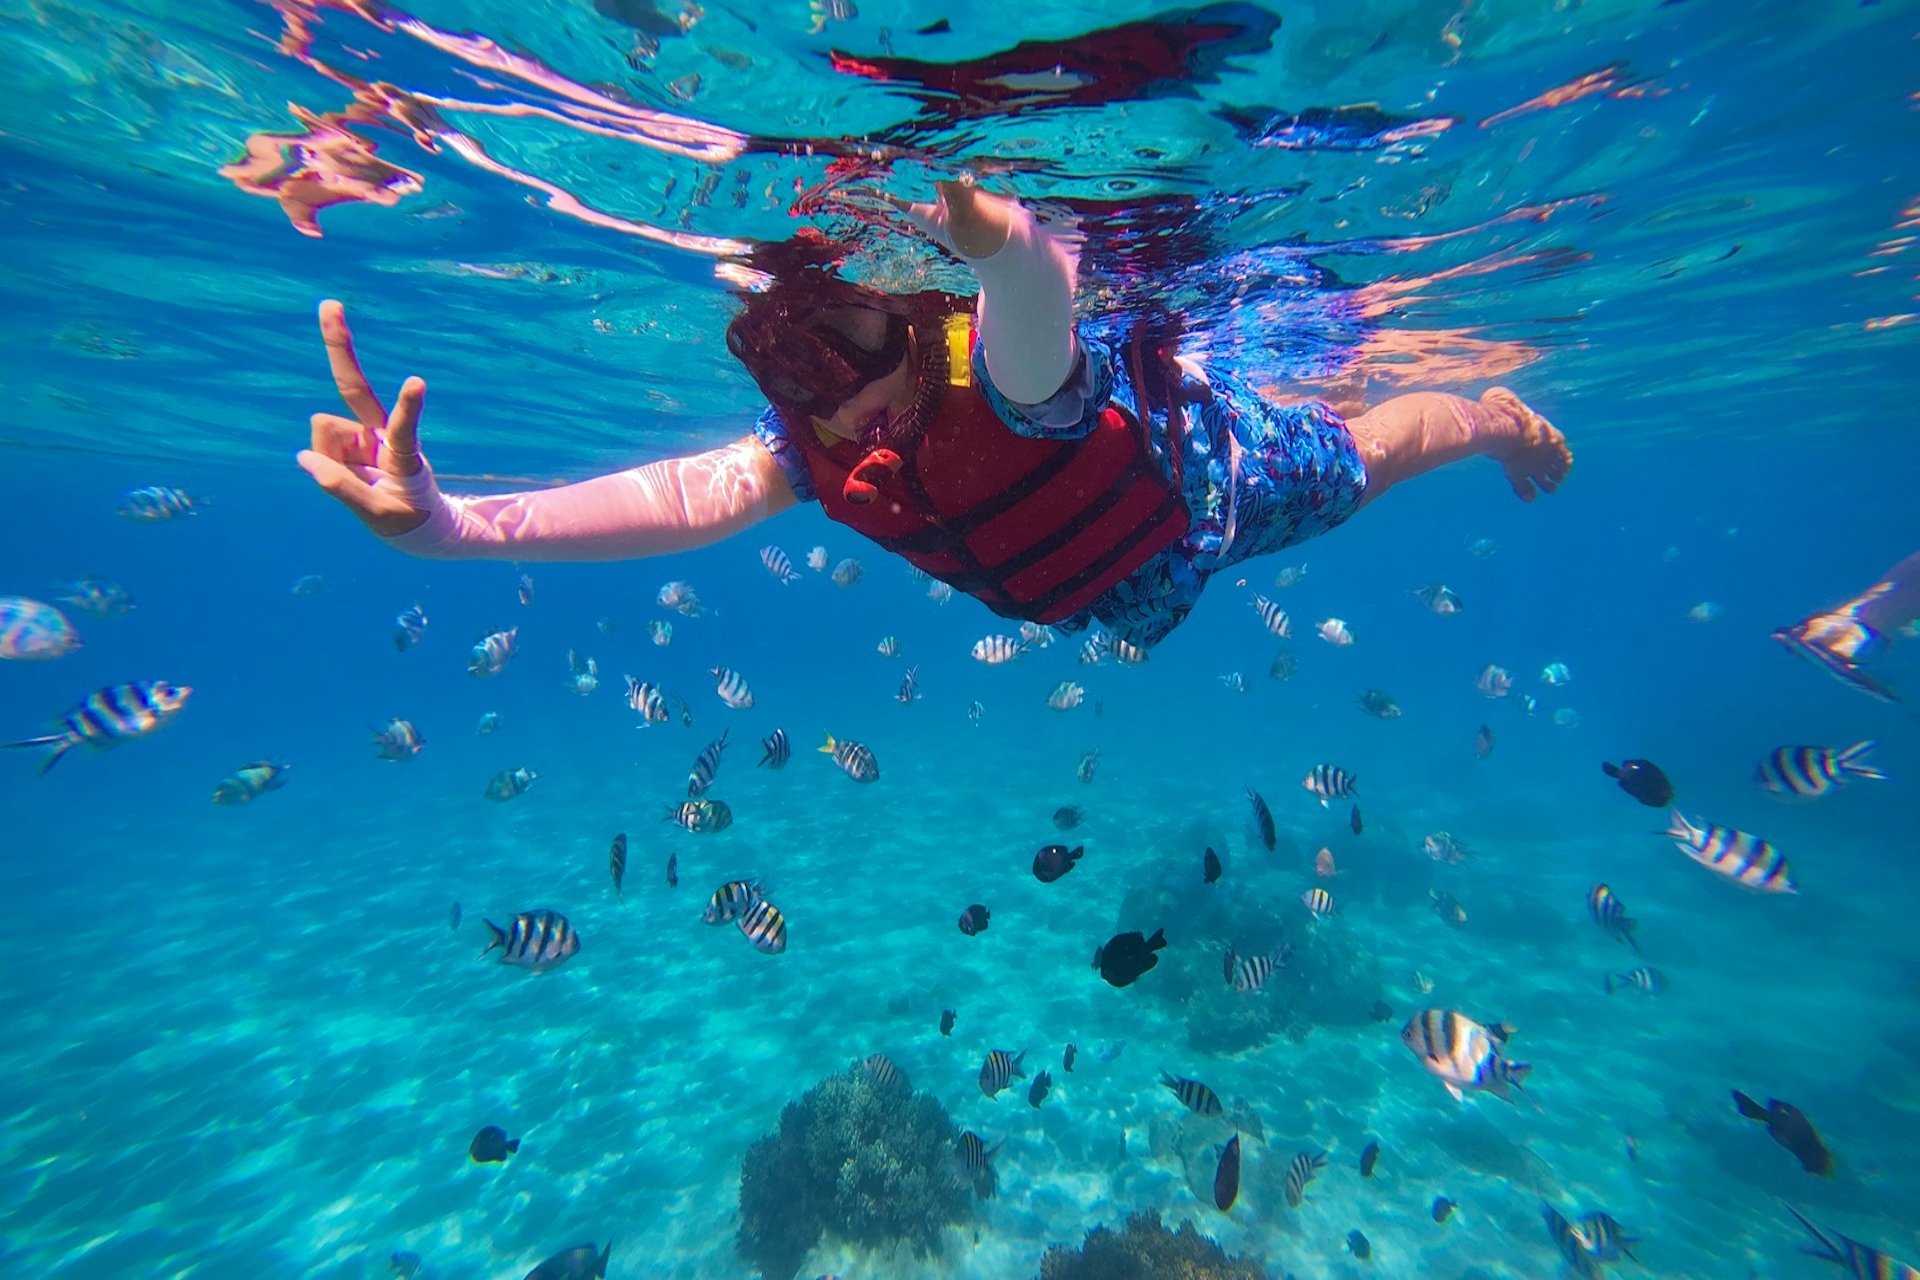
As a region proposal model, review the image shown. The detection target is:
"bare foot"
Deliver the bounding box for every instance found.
[1480,387,1571,502]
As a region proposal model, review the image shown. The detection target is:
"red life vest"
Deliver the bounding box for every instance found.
[797,376,1190,624]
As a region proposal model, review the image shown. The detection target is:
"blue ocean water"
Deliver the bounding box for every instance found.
[3,1,1919,1277]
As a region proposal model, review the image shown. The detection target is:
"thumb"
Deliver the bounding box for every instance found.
[383,376,427,476]
[299,448,380,512]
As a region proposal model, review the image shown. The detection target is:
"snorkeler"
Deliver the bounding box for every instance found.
[297,181,1571,649]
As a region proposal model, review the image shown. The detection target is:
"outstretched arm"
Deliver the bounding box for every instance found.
[297,300,793,561]
[899,182,1081,405]
[1346,387,1572,509]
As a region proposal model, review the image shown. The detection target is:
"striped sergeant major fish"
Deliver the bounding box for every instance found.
[897,665,922,705]
[372,717,424,761]
[1605,966,1667,996]
[702,878,763,924]
[1250,593,1293,639]
[956,1129,998,1200]
[609,832,627,900]
[738,897,787,954]
[1077,632,1109,666]
[1414,583,1465,615]
[863,1052,906,1091]
[58,576,135,618]
[1586,883,1640,952]
[1046,680,1084,711]
[669,690,694,727]
[821,733,879,783]
[1301,887,1337,920]
[624,675,670,723]
[1754,742,1886,800]
[687,729,729,797]
[1283,1149,1326,1208]
[212,760,291,805]
[668,799,732,833]
[978,1048,1027,1098]
[759,544,801,584]
[971,633,1028,664]
[758,728,790,769]
[877,634,902,658]
[468,627,519,677]
[1223,943,1291,993]
[565,649,599,696]
[1570,1212,1639,1263]
[1018,621,1058,648]
[709,665,754,710]
[481,909,580,973]
[830,557,864,588]
[1302,763,1358,806]
[1783,1203,1919,1280]
[1771,551,1920,704]
[5,680,192,774]
[967,699,984,726]
[1661,811,1796,894]
[1541,1204,1605,1280]
[1111,636,1149,666]
[1246,787,1276,850]
[1400,1008,1532,1103]
[0,596,80,660]
[115,484,201,520]
[393,604,428,651]
[516,572,534,608]
[1158,1071,1222,1116]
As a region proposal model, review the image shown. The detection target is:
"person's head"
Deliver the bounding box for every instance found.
[724,241,950,448]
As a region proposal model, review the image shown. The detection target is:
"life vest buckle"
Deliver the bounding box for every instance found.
[843,447,905,506]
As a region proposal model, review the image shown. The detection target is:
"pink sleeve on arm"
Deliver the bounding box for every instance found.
[382,436,792,562]
[909,196,1081,405]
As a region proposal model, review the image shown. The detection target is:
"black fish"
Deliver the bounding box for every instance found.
[916,17,951,33]
[1032,843,1084,883]
[1359,1140,1380,1177]
[958,903,990,936]
[523,1241,612,1280]
[1094,927,1166,987]
[1247,787,1276,851]
[1369,999,1394,1023]
[665,851,678,889]
[1203,847,1222,884]
[450,901,462,931]
[1063,1042,1076,1072]
[1432,1196,1455,1223]
[1028,1069,1053,1107]
[1052,805,1084,830]
[1350,803,1363,835]
[940,1008,956,1036]
[609,832,627,900]
[1347,1230,1371,1260]
[1733,1090,1833,1175]
[469,1125,519,1164]
[1474,724,1494,759]
[1213,1134,1241,1211]
[1603,758,1674,807]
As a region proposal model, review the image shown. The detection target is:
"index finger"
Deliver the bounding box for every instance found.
[318,299,387,432]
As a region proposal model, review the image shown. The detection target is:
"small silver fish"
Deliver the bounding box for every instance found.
[830,558,864,588]
[1046,680,1086,711]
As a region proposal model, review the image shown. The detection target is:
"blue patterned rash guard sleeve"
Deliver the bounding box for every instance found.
[750,404,817,504]
[971,326,1118,439]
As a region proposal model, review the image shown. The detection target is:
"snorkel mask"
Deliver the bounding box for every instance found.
[726,299,912,422]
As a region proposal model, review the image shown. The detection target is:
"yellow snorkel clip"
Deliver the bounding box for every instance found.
[945,312,972,387]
